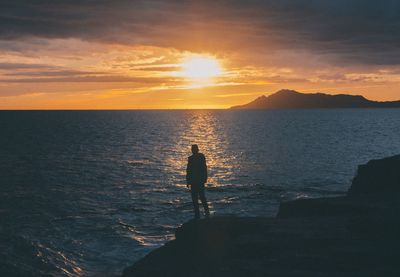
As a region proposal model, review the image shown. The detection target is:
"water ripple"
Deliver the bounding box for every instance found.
[1,109,400,276]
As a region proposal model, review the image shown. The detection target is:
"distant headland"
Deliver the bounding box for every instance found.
[230,89,400,109]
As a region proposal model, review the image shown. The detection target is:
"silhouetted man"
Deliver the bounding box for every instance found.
[186,144,210,219]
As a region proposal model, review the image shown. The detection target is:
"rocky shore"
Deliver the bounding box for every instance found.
[122,155,400,277]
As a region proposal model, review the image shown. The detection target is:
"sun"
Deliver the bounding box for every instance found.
[180,56,222,80]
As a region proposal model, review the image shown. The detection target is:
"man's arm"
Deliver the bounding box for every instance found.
[202,155,208,184]
[186,157,191,187]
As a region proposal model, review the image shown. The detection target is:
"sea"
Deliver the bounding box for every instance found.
[1,109,400,276]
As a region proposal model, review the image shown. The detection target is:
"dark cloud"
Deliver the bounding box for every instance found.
[3,69,107,77]
[1,1,400,65]
[0,62,57,70]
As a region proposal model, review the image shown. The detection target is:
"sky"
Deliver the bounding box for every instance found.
[1,0,400,109]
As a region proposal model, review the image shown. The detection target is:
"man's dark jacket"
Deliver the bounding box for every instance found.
[186,153,208,185]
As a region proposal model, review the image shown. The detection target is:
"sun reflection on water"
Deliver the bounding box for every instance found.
[165,110,236,190]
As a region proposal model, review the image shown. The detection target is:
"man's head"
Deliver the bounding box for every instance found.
[191,144,199,154]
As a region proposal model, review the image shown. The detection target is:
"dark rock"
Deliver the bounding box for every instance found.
[348,154,400,196]
[277,196,374,218]
[122,155,400,276]
[123,215,400,277]
[279,154,400,218]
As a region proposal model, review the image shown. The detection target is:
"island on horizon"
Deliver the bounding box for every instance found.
[230,89,400,109]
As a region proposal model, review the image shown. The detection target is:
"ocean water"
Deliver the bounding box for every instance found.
[1,109,400,276]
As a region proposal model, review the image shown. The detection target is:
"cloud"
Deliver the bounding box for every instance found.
[131,66,180,72]
[0,75,180,84]
[0,62,56,70]
[214,92,261,98]
[3,69,106,77]
[1,1,400,65]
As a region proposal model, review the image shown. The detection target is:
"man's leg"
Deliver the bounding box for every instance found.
[191,188,200,219]
[199,186,210,218]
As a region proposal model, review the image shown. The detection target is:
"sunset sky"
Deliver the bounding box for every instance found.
[1,0,400,109]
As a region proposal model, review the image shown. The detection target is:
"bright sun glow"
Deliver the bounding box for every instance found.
[180,56,222,80]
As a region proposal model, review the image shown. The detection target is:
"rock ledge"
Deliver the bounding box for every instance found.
[122,155,400,277]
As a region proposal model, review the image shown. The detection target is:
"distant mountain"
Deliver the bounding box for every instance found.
[231,89,400,109]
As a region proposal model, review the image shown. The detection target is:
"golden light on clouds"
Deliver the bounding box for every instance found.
[1,38,400,110]
[2,2,400,109]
